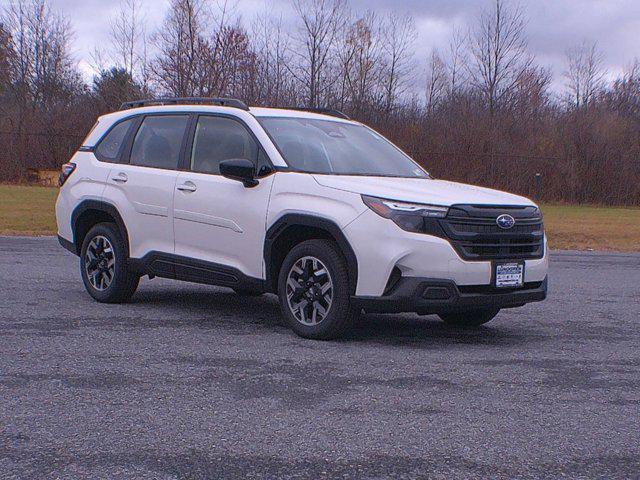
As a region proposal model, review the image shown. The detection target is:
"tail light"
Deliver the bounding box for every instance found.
[58,162,76,186]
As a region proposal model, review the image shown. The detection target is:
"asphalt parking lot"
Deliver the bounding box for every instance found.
[1,236,639,479]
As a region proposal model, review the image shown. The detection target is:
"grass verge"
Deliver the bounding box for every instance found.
[0,184,638,251]
[541,204,640,252]
[0,184,58,236]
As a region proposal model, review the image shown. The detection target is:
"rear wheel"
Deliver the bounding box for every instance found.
[438,308,500,327]
[80,223,139,303]
[277,239,356,340]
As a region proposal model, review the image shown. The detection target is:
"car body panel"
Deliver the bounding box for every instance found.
[56,152,112,243]
[312,175,536,207]
[102,164,179,258]
[266,172,368,232]
[173,171,275,279]
[343,208,548,296]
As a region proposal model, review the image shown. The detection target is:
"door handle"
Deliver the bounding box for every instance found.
[177,181,197,192]
[111,172,128,183]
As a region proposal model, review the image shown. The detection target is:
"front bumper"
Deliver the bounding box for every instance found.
[352,276,547,314]
[58,234,76,255]
[343,208,549,296]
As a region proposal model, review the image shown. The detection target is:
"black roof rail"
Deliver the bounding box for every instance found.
[119,97,250,111]
[284,107,350,120]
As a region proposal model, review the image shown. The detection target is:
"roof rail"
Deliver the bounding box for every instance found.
[119,97,250,111]
[284,107,350,120]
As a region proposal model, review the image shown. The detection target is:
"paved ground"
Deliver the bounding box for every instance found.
[1,236,639,479]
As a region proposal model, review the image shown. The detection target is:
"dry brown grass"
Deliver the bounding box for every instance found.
[541,204,640,252]
[0,184,638,251]
[0,184,58,235]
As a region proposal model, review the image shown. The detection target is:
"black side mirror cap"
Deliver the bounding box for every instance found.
[219,158,259,188]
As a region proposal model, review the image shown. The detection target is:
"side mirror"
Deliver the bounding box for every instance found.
[219,159,259,188]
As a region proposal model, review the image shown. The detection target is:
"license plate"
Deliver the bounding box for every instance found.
[494,262,524,288]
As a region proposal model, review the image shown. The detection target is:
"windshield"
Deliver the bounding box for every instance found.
[259,117,428,178]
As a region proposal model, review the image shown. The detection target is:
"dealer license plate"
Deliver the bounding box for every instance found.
[494,262,524,288]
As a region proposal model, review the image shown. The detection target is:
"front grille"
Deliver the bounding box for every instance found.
[438,205,544,261]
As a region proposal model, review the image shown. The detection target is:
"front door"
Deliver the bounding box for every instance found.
[173,115,274,280]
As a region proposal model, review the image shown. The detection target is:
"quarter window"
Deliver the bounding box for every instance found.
[95,118,133,162]
[130,115,189,169]
[190,116,258,175]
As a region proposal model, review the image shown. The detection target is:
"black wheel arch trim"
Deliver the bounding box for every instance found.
[57,234,76,254]
[264,213,359,294]
[70,200,130,256]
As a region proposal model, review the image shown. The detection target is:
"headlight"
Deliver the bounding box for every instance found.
[361,195,449,233]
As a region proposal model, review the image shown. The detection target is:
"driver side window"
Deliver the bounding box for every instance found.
[190,116,258,175]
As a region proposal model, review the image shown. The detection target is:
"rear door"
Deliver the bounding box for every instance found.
[87,116,136,199]
[173,114,274,280]
[104,114,190,259]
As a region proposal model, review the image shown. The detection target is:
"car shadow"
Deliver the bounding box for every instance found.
[345,314,539,348]
[116,283,541,348]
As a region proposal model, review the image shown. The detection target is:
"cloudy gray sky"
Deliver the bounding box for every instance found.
[12,0,640,92]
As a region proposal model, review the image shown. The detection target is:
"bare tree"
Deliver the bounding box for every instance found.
[151,0,210,96]
[510,65,551,117]
[624,58,640,80]
[0,22,14,97]
[468,0,531,115]
[0,0,84,178]
[425,49,448,114]
[110,0,146,77]
[252,11,294,105]
[209,23,258,99]
[337,12,381,115]
[0,21,16,126]
[290,0,347,107]
[3,0,78,107]
[564,41,604,109]
[151,0,261,99]
[334,8,354,110]
[447,27,466,95]
[379,12,416,115]
[600,59,640,119]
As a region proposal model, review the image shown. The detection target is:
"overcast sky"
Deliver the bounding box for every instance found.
[8,0,640,93]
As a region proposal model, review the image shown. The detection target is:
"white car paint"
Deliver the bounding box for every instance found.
[55,152,112,242]
[173,170,275,279]
[103,163,179,259]
[312,175,535,207]
[343,207,548,296]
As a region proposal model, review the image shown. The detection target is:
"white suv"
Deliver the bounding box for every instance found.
[56,97,548,339]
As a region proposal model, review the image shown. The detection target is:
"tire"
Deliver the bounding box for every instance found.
[438,308,500,327]
[232,287,264,297]
[277,239,357,340]
[80,222,139,303]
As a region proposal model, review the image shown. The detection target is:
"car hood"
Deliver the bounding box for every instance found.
[312,175,535,207]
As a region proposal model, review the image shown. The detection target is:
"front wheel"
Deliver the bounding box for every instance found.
[277,239,357,340]
[438,308,500,327]
[80,222,139,303]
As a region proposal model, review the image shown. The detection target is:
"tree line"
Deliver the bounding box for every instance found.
[0,0,639,205]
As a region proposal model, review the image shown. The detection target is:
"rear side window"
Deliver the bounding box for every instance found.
[130,115,189,169]
[190,116,258,175]
[95,119,133,162]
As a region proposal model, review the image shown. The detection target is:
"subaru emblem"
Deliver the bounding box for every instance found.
[496,214,516,229]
